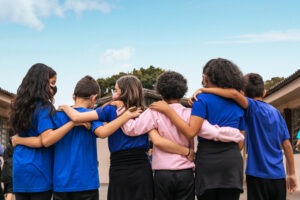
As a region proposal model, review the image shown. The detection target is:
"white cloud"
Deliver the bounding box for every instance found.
[0,0,112,30]
[100,47,135,64]
[208,29,300,44]
[64,0,111,14]
[98,47,135,77]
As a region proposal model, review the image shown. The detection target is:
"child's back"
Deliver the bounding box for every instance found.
[245,98,289,178]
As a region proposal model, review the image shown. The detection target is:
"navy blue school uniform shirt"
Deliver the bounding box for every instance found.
[96,105,149,153]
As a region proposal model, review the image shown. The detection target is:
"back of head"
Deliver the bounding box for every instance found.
[116,75,146,109]
[9,63,56,134]
[243,73,264,98]
[74,75,100,98]
[203,58,243,91]
[155,71,187,100]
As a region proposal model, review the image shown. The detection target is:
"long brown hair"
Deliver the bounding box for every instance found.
[115,75,146,110]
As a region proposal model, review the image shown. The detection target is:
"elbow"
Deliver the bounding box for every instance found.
[185,130,197,140]
[94,128,108,139]
[97,134,107,139]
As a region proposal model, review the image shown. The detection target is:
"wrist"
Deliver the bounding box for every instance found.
[185,148,190,157]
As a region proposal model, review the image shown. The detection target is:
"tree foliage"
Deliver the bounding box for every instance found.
[97,65,165,97]
[264,77,285,90]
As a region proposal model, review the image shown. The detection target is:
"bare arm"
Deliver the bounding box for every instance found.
[198,88,248,109]
[282,139,297,192]
[149,129,194,161]
[150,100,203,140]
[11,134,43,148]
[59,105,99,122]
[94,107,142,138]
[41,121,76,147]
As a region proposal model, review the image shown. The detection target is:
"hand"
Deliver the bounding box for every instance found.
[57,105,69,111]
[149,100,170,113]
[110,100,124,108]
[11,134,20,147]
[74,122,91,130]
[186,148,195,162]
[122,106,142,119]
[286,175,297,193]
[188,89,202,106]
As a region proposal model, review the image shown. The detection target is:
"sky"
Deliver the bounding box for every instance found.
[0,0,300,107]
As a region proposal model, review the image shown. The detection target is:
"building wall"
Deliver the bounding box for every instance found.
[0,88,14,148]
[264,73,300,150]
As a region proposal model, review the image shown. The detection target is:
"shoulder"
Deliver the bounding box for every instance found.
[97,105,117,112]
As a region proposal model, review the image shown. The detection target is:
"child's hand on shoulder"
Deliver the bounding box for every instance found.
[110,100,124,108]
[57,105,69,111]
[188,88,203,106]
[122,106,142,119]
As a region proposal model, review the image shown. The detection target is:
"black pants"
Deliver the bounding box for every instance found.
[15,190,52,200]
[53,189,99,200]
[154,169,194,200]
[246,175,286,200]
[197,188,240,200]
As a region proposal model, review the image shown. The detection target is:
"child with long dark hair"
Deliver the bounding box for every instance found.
[11,75,142,200]
[9,63,72,200]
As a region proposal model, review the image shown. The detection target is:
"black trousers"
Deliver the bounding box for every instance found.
[196,188,240,200]
[246,175,286,200]
[15,190,52,200]
[53,189,99,200]
[154,169,195,200]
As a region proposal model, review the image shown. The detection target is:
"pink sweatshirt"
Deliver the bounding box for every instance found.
[121,103,244,170]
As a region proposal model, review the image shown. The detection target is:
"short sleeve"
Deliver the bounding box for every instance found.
[91,120,104,133]
[37,107,56,135]
[191,95,207,119]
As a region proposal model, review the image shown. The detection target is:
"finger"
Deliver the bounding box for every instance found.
[188,99,194,107]
[128,106,137,112]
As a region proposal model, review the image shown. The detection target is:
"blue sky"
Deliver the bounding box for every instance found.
[0,0,299,107]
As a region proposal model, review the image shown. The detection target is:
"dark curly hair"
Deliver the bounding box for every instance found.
[243,73,264,98]
[155,71,188,100]
[203,58,243,91]
[9,63,56,134]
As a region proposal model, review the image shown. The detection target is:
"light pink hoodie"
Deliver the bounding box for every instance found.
[121,103,244,170]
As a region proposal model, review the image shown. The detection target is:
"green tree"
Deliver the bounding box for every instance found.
[97,66,165,97]
[264,77,285,90]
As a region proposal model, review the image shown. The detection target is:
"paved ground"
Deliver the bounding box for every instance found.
[99,154,300,200]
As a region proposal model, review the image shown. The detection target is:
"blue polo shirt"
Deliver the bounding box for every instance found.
[191,93,245,141]
[13,105,54,192]
[52,108,103,192]
[96,105,149,153]
[245,98,290,179]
